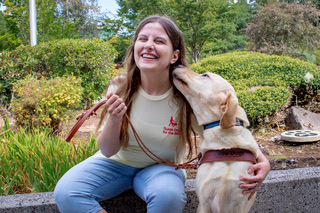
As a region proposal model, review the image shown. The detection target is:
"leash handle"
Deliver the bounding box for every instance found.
[65,100,200,169]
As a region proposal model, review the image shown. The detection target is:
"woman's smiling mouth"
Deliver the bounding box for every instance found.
[142,54,157,59]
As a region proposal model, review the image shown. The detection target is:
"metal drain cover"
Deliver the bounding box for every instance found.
[281,130,320,142]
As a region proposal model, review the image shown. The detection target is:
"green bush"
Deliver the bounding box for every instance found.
[0,117,98,195]
[11,75,82,132]
[0,38,117,108]
[190,51,320,126]
[315,47,320,66]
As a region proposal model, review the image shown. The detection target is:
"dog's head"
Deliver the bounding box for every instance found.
[173,66,249,128]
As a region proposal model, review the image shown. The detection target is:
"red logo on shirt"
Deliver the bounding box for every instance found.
[163,117,179,135]
[169,116,178,127]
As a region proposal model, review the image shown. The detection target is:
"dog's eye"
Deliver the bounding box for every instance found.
[201,73,210,78]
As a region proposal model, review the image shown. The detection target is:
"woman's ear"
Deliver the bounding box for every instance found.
[170,50,180,64]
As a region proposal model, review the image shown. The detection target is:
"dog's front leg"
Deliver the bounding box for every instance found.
[197,201,213,213]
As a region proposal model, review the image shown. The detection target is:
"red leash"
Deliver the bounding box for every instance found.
[65,100,256,169]
[65,100,108,142]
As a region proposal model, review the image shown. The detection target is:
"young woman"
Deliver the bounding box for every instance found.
[54,15,270,213]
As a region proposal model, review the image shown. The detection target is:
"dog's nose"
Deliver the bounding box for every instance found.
[177,65,185,69]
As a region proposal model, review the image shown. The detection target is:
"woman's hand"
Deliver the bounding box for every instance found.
[104,92,127,122]
[239,149,271,200]
[97,92,127,157]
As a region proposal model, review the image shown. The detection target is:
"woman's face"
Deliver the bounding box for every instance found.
[134,22,180,75]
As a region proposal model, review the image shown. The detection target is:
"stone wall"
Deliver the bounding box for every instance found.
[0,167,319,213]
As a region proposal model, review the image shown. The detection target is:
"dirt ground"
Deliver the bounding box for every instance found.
[1,106,319,175]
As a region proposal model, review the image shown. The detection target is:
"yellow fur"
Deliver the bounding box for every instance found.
[173,67,259,213]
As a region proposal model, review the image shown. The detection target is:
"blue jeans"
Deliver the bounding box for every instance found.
[54,156,187,213]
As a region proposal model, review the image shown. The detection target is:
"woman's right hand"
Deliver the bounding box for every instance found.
[97,92,127,157]
[104,92,127,122]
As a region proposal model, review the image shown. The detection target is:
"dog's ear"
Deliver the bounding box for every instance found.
[236,106,250,127]
[220,92,250,128]
[220,93,237,129]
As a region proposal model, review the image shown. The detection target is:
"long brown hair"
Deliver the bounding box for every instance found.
[98,16,196,159]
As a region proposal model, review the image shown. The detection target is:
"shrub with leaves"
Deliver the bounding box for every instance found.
[315,47,320,66]
[0,38,117,108]
[190,51,320,126]
[246,2,320,60]
[11,75,82,132]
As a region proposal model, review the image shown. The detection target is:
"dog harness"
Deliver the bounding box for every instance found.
[199,148,257,165]
[200,120,257,166]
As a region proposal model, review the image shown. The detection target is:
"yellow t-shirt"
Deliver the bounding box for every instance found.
[94,85,201,168]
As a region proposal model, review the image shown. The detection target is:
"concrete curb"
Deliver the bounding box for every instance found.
[0,167,319,213]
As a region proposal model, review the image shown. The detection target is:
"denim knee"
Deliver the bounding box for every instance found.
[154,186,187,204]
[54,180,72,212]
[54,179,103,213]
[54,182,67,208]
[133,165,187,213]
[147,185,187,212]
[54,179,80,213]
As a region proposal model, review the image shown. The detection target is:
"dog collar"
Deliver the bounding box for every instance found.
[203,119,243,130]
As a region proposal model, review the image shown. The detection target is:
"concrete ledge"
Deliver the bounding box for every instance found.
[0,167,319,213]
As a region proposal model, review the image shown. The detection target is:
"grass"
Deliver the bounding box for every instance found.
[0,115,98,195]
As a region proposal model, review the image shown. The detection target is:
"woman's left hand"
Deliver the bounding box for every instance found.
[239,149,271,200]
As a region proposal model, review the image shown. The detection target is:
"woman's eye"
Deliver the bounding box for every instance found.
[155,39,164,44]
[138,37,147,41]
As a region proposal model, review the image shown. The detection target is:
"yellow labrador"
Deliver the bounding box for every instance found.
[173,66,259,213]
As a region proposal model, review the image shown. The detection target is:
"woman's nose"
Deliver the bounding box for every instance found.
[144,41,154,50]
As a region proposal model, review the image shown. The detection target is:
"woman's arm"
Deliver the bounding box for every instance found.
[97,93,127,157]
[239,148,271,200]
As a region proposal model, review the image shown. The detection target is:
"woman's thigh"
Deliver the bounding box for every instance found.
[54,156,140,213]
[133,164,187,213]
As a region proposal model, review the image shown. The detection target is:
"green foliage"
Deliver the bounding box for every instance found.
[0,118,98,195]
[246,2,320,60]
[36,0,79,42]
[0,10,22,51]
[190,51,320,125]
[0,0,102,51]
[201,0,252,58]
[0,39,117,107]
[11,75,82,132]
[315,47,320,66]
[54,0,101,39]
[237,86,290,120]
[107,35,133,64]
[171,0,251,62]
[115,0,252,63]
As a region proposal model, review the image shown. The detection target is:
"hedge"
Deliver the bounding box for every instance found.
[0,38,117,108]
[190,51,320,126]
